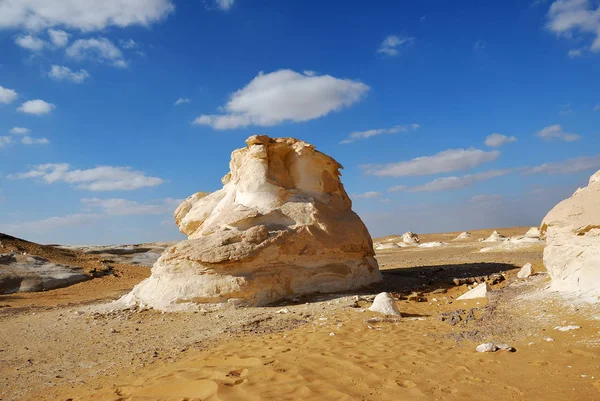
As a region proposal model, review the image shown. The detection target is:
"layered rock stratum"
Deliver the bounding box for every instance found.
[542,170,600,299]
[118,135,381,310]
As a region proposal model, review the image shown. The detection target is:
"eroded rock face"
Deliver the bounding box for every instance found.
[119,135,381,310]
[542,170,600,299]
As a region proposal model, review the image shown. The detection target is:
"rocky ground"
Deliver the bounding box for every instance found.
[2,227,600,400]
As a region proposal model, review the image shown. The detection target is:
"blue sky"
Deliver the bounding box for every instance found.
[0,0,599,244]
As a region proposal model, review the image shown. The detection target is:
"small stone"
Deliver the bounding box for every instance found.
[109,328,118,334]
[496,343,515,352]
[276,308,290,314]
[329,332,335,336]
[545,337,555,342]
[368,292,402,316]
[517,263,534,279]
[457,283,490,301]
[554,325,581,331]
[476,343,498,353]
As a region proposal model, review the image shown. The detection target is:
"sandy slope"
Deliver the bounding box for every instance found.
[2,227,600,400]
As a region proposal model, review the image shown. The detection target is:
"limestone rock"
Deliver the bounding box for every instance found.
[541,169,600,299]
[456,283,490,300]
[483,230,506,242]
[117,135,381,311]
[454,232,472,240]
[368,292,402,316]
[476,343,498,353]
[524,227,542,239]
[418,241,447,248]
[402,232,420,244]
[374,243,401,250]
[517,263,534,279]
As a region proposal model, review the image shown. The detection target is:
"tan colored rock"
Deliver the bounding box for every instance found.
[453,231,472,240]
[402,231,420,244]
[117,135,381,311]
[542,169,600,299]
[517,263,534,279]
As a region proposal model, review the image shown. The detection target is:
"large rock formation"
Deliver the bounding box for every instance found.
[119,135,381,310]
[542,170,600,299]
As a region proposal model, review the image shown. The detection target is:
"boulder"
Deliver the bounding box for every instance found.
[542,169,600,299]
[402,231,420,244]
[118,135,381,311]
[517,263,534,279]
[482,230,506,242]
[453,231,472,240]
[368,292,402,316]
[456,283,490,300]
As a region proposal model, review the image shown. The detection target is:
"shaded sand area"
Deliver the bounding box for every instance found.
[2,227,600,400]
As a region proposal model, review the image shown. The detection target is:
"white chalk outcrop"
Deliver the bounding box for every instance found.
[117,135,381,311]
[456,283,490,300]
[453,232,472,240]
[482,230,506,242]
[418,241,447,248]
[517,263,534,279]
[368,292,402,316]
[402,232,420,244]
[542,169,600,299]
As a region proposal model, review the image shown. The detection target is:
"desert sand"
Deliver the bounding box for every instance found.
[2,227,600,400]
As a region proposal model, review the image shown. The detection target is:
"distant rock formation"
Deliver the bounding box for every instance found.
[453,231,472,240]
[402,232,420,244]
[118,135,381,310]
[542,169,600,299]
[482,230,506,242]
[418,241,447,248]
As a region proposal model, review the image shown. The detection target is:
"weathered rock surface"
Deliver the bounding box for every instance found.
[418,241,447,248]
[483,230,506,242]
[517,263,534,279]
[0,253,91,294]
[456,283,490,300]
[374,243,401,250]
[402,232,420,244]
[542,169,600,299]
[57,243,174,267]
[118,135,381,310]
[368,292,402,316]
[454,231,472,240]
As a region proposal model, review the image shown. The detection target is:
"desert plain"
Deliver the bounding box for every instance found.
[2,226,600,401]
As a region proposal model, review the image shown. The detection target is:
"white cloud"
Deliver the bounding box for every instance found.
[21,136,50,145]
[175,97,191,106]
[525,154,600,174]
[474,40,487,51]
[0,0,175,31]
[9,163,165,191]
[484,133,517,147]
[340,124,420,144]
[49,65,90,83]
[363,148,500,177]
[119,38,138,49]
[0,213,100,235]
[17,99,55,115]
[10,127,30,135]
[546,0,600,53]
[0,136,13,148]
[216,0,235,10]
[535,124,581,141]
[66,38,127,68]
[377,34,415,56]
[568,48,584,57]
[81,197,181,216]
[48,29,69,47]
[193,70,369,130]
[352,191,382,199]
[387,185,407,192]
[402,169,513,192]
[15,34,47,51]
[0,85,18,104]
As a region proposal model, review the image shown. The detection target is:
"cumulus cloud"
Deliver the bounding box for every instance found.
[377,34,414,56]
[535,124,581,141]
[0,0,175,31]
[0,85,18,104]
[10,127,30,135]
[17,99,55,115]
[546,0,600,54]
[352,191,382,199]
[49,65,90,83]
[66,38,127,68]
[216,0,235,10]
[175,98,191,106]
[340,124,420,144]
[401,169,514,192]
[9,163,165,191]
[0,136,13,148]
[21,136,49,145]
[484,133,517,147]
[193,70,369,130]
[525,154,600,174]
[48,29,69,47]
[363,148,500,177]
[14,34,47,51]
[81,198,181,216]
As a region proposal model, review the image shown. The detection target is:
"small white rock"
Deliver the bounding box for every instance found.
[554,325,581,332]
[368,292,402,317]
[517,263,534,279]
[457,283,491,301]
[276,308,290,314]
[329,332,335,336]
[476,343,498,353]
[545,337,555,342]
